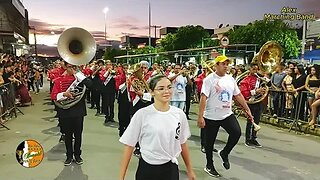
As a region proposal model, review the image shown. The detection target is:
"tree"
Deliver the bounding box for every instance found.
[159,25,211,51]
[226,19,301,59]
[103,48,126,62]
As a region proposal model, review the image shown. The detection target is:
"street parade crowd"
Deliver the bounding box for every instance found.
[46,54,319,179]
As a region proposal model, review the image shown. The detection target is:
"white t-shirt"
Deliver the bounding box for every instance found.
[168,73,187,101]
[119,104,191,165]
[201,72,241,120]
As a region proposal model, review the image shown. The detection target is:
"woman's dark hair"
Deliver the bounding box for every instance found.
[296,64,306,75]
[149,74,169,91]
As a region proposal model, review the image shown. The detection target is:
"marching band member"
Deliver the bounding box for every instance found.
[99,60,117,123]
[51,62,92,166]
[119,75,195,180]
[117,64,131,137]
[82,64,93,104]
[197,56,253,177]
[127,63,152,157]
[90,59,104,115]
[239,63,264,147]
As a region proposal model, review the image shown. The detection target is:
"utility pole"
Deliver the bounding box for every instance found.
[148,1,151,47]
[30,26,38,59]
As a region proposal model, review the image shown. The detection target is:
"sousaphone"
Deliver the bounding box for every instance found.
[54,27,97,109]
[236,41,282,104]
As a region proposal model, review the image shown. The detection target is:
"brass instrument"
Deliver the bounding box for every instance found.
[236,41,282,104]
[128,63,151,94]
[54,27,96,109]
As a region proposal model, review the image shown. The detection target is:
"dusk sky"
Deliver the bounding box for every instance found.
[23,0,320,48]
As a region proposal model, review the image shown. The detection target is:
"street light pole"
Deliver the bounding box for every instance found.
[148,1,151,47]
[30,26,38,59]
[103,7,109,48]
[301,19,306,63]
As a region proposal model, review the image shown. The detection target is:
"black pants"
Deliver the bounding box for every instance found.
[92,89,102,113]
[204,114,241,168]
[185,84,192,116]
[118,90,131,137]
[136,157,179,180]
[28,80,35,91]
[102,93,115,120]
[246,103,263,140]
[60,116,84,158]
[200,128,206,147]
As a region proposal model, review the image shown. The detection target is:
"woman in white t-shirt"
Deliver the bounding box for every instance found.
[119,75,195,180]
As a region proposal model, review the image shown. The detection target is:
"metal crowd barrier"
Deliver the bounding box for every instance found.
[233,89,319,133]
[0,83,24,130]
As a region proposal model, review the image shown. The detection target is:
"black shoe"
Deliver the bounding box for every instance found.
[245,139,255,147]
[109,118,115,122]
[64,158,72,166]
[74,156,83,165]
[218,150,230,170]
[89,106,95,109]
[204,167,221,177]
[251,139,262,148]
[201,146,206,153]
[186,115,191,120]
[59,134,65,143]
[133,148,141,158]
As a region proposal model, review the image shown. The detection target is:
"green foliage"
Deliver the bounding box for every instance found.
[159,25,211,51]
[103,48,126,62]
[226,19,301,59]
[133,46,156,55]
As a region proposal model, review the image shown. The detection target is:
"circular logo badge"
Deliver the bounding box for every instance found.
[16,140,44,168]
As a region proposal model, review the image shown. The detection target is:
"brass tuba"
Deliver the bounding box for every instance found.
[54,27,96,109]
[236,41,282,104]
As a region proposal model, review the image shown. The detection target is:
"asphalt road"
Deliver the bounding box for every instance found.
[0,83,320,180]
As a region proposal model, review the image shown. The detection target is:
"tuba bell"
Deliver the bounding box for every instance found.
[236,41,282,104]
[54,27,96,109]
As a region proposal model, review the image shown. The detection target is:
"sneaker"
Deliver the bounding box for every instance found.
[133,148,141,158]
[218,150,230,170]
[251,139,262,148]
[244,139,255,147]
[204,167,221,177]
[64,158,72,166]
[201,146,206,153]
[59,134,65,143]
[74,156,83,165]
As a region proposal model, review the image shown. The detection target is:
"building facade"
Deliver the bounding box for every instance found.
[0,0,29,56]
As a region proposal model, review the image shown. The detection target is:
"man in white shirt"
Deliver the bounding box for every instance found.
[197,55,253,177]
[168,64,188,110]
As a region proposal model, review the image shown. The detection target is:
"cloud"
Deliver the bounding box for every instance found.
[29,19,66,35]
[300,0,320,17]
[110,16,148,30]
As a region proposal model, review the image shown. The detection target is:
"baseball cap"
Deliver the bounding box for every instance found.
[215,55,232,64]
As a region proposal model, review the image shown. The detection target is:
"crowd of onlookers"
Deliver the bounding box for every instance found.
[0,54,44,124]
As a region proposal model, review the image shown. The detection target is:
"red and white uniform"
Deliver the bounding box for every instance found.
[51,75,76,101]
[239,74,259,101]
